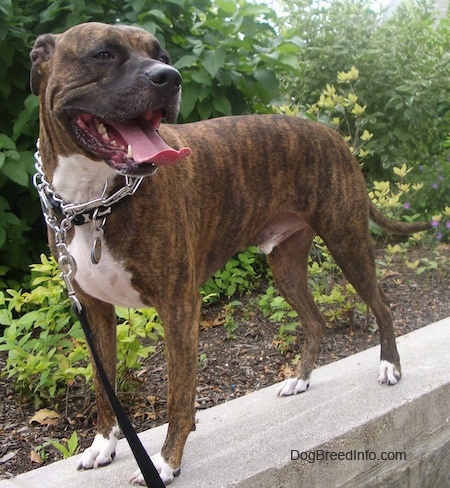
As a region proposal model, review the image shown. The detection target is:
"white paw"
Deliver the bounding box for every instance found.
[277,377,310,397]
[378,360,401,385]
[78,425,119,469]
[130,452,180,486]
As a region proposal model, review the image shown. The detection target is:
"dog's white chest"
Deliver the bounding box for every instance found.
[69,227,146,309]
[52,154,146,309]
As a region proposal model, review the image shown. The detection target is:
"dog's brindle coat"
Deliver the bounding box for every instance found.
[30,22,430,485]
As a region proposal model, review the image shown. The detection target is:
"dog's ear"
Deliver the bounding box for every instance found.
[30,33,58,95]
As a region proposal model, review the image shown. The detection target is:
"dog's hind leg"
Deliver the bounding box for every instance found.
[266,225,327,396]
[76,294,120,470]
[322,227,401,385]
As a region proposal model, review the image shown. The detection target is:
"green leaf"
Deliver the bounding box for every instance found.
[139,20,157,34]
[147,9,168,22]
[227,284,236,296]
[277,54,299,71]
[196,85,211,103]
[47,440,70,458]
[203,49,226,79]
[1,158,29,187]
[254,69,279,102]
[191,69,211,85]
[131,0,146,14]
[180,83,198,120]
[216,0,237,15]
[67,431,79,454]
[394,128,408,142]
[5,211,20,226]
[197,98,212,120]
[173,55,198,70]
[213,96,232,116]
[203,18,226,31]
[13,95,39,138]
[0,0,13,17]
[0,307,12,326]
[240,3,272,16]
[279,36,305,51]
[0,134,16,150]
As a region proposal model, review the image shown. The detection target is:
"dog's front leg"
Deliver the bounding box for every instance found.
[132,291,201,485]
[76,293,119,470]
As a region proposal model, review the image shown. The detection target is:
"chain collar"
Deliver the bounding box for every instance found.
[33,144,145,229]
[33,141,146,308]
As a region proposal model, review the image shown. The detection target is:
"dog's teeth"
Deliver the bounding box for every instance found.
[96,121,110,142]
[127,144,133,159]
[111,140,118,147]
[97,122,107,135]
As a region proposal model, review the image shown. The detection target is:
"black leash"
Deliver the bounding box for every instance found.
[73,304,165,488]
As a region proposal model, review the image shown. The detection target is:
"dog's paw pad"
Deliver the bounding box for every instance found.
[131,452,180,486]
[277,378,310,397]
[378,360,401,385]
[77,427,119,470]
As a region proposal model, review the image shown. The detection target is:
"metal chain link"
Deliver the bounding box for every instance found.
[33,147,145,220]
[33,142,145,311]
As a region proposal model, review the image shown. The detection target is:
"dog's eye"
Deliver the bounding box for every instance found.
[94,51,115,61]
[159,55,170,64]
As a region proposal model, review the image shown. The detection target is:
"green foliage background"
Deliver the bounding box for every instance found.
[0,0,449,285]
[279,0,450,176]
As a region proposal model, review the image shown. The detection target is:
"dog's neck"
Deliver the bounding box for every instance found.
[52,153,117,205]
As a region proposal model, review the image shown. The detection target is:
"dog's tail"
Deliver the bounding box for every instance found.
[369,203,432,235]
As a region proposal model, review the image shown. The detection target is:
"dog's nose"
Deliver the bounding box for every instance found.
[146,65,182,93]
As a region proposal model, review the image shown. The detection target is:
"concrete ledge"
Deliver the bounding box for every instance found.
[2,317,449,488]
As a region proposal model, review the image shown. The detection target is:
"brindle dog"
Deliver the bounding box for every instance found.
[30,22,430,485]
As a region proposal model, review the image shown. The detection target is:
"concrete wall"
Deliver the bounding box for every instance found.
[1,317,449,488]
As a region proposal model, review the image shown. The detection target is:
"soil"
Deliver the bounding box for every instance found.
[0,245,449,480]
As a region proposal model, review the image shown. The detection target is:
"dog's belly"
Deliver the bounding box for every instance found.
[69,227,146,309]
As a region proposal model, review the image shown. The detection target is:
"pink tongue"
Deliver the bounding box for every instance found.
[108,120,191,165]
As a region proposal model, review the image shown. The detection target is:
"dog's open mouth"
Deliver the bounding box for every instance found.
[73,110,191,176]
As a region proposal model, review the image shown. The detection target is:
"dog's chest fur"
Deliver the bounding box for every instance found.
[53,155,146,309]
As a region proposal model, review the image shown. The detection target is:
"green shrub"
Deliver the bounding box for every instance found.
[0,254,164,405]
[0,255,87,403]
[2,0,448,283]
[201,247,266,302]
[277,66,447,237]
[278,0,450,178]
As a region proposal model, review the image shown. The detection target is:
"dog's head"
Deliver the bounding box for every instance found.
[30,22,190,176]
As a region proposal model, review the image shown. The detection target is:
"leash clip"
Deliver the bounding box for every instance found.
[56,242,82,313]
